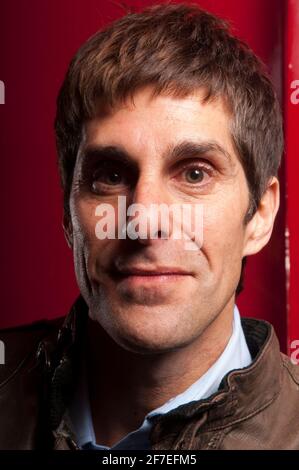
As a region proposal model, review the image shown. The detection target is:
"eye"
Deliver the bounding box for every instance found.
[100,170,123,185]
[180,163,213,185]
[91,162,130,193]
[184,168,205,183]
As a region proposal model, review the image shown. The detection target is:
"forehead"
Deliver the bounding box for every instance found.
[80,86,237,166]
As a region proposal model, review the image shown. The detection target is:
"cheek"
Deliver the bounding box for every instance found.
[71,197,121,277]
[72,199,99,240]
[201,199,246,269]
[72,196,126,240]
[202,178,248,236]
[70,199,100,277]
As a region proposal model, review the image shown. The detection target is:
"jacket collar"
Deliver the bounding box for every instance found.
[149,317,282,448]
[43,295,283,449]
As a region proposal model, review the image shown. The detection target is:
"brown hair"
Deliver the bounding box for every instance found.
[55,2,283,295]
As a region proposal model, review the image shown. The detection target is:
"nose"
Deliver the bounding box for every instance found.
[125,176,172,244]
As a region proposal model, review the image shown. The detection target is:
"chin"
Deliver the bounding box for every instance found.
[111,331,186,355]
[97,306,195,355]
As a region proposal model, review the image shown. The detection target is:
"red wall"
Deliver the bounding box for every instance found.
[285,0,299,354]
[0,0,289,351]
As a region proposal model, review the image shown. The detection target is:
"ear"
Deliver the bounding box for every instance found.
[242,176,280,257]
[62,211,73,249]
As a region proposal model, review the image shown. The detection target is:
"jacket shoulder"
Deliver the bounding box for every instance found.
[0,316,65,385]
[281,352,299,385]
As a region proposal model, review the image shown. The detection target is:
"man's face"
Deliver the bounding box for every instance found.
[69,86,252,354]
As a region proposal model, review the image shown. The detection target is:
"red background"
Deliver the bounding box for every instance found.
[0,0,296,353]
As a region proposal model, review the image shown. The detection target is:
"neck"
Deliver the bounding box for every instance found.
[85,299,234,447]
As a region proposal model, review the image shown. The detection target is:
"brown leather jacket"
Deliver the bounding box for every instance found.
[0,295,298,450]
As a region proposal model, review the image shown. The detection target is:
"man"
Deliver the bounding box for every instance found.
[0,3,298,450]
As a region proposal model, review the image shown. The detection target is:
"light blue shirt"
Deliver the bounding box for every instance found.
[68,304,252,450]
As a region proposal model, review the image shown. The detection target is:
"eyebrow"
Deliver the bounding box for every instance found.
[163,140,233,166]
[80,145,134,168]
[80,140,233,168]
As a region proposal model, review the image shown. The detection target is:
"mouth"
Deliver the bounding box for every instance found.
[108,266,193,286]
